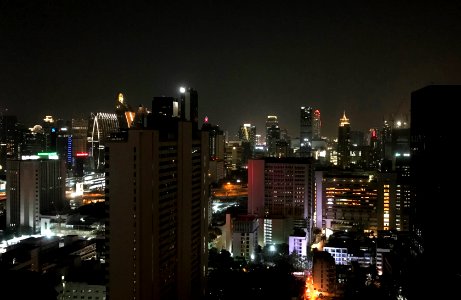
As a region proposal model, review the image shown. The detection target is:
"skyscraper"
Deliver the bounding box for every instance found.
[337,111,351,168]
[106,89,209,300]
[300,106,313,157]
[0,114,19,177]
[313,109,321,139]
[265,115,280,156]
[6,154,66,234]
[238,123,256,162]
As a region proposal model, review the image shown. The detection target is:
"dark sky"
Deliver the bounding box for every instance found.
[2,1,461,138]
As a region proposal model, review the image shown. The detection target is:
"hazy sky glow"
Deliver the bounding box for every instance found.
[2,1,461,137]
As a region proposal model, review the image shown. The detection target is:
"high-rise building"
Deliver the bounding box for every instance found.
[6,154,66,234]
[238,123,256,162]
[71,118,88,155]
[265,115,280,156]
[300,106,313,157]
[0,114,20,177]
[248,157,315,245]
[410,85,461,296]
[179,87,199,131]
[337,112,351,168]
[410,85,458,250]
[105,89,209,300]
[313,109,321,139]
[238,124,256,146]
[201,118,225,183]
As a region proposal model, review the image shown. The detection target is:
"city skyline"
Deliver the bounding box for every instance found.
[2,1,461,137]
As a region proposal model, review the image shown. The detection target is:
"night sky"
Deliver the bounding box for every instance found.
[2,1,461,138]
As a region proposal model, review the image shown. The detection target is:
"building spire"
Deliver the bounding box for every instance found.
[339,111,350,126]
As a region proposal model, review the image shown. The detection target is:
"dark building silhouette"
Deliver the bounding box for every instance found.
[410,85,461,297]
[0,115,20,178]
[300,106,313,157]
[337,112,351,168]
[106,88,209,300]
[265,115,280,157]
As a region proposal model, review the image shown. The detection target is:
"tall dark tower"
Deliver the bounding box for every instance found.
[265,115,280,156]
[337,111,351,168]
[300,107,313,157]
[179,87,199,131]
[313,109,321,139]
[0,114,19,177]
[410,85,461,296]
[106,89,209,300]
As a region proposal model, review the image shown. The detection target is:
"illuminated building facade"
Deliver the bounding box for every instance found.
[106,90,209,300]
[317,171,378,231]
[376,172,397,230]
[115,92,135,129]
[87,112,119,171]
[231,215,259,260]
[71,118,88,155]
[337,112,351,168]
[224,140,245,171]
[238,123,256,162]
[6,153,66,234]
[238,123,256,149]
[248,157,315,245]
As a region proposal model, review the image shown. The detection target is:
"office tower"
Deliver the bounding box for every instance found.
[179,87,199,130]
[316,170,378,231]
[313,109,321,139]
[300,106,313,157]
[115,92,135,129]
[54,125,73,169]
[201,118,225,183]
[224,140,245,171]
[265,115,280,156]
[248,157,315,245]
[238,123,256,162]
[71,118,88,155]
[22,125,47,155]
[238,123,256,149]
[106,90,209,300]
[87,112,119,171]
[381,120,392,161]
[337,111,351,168]
[0,114,19,177]
[6,153,66,234]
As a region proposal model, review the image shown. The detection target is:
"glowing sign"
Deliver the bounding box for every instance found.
[76,152,89,157]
